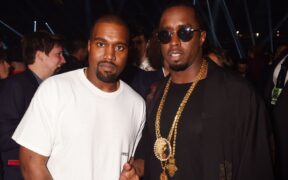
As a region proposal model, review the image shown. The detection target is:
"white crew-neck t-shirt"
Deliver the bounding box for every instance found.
[12,69,146,180]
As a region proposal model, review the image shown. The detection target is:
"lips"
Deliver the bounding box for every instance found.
[167,49,184,61]
[98,62,116,71]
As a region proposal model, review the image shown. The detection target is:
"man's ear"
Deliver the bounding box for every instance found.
[200,31,206,46]
[35,50,45,62]
[87,40,91,52]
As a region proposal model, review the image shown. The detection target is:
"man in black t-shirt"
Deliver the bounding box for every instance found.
[120,1,274,180]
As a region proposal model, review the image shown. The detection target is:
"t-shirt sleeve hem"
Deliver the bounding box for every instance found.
[12,137,50,157]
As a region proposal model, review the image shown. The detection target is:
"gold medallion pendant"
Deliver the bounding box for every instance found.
[160,170,168,180]
[154,137,172,161]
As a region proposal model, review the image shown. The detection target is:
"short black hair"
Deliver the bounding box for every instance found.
[160,0,205,30]
[90,15,130,40]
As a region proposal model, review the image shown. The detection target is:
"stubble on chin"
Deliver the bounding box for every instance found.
[169,63,189,71]
[96,69,118,83]
[95,61,119,83]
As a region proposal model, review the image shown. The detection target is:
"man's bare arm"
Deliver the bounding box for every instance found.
[19,146,52,180]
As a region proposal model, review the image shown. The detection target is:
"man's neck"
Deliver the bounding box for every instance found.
[28,65,51,81]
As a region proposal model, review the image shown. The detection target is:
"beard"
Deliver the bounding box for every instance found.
[169,63,189,71]
[96,61,119,83]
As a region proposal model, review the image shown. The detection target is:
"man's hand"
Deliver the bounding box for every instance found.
[119,162,139,180]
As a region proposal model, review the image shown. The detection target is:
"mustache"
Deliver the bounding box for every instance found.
[97,61,116,67]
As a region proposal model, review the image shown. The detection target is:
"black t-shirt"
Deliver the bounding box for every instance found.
[143,80,205,180]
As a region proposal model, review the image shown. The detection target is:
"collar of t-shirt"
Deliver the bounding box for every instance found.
[273,54,288,86]
[31,71,43,85]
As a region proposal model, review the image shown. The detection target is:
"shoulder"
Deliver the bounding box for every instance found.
[205,61,263,110]
[52,68,82,81]
[6,70,33,83]
[0,70,37,93]
[205,62,267,126]
[208,60,255,93]
[31,71,84,108]
[121,80,146,103]
[42,69,83,88]
[33,70,81,101]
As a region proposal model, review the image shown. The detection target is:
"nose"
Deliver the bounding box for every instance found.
[104,45,116,61]
[57,54,66,67]
[170,31,180,46]
[61,55,66,65]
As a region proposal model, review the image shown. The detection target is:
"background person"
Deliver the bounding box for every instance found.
[0,31,65,180]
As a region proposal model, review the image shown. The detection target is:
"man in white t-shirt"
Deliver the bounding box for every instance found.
[12,15,146,180]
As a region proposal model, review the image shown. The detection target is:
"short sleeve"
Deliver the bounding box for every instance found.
[12,78,58,156]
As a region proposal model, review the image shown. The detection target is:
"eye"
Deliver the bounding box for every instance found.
[96,41,105,47]
[115,44,126,52]
[54,51,63,58]
[58,52,64,56]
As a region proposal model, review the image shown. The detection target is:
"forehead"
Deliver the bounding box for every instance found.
[160,6,199,29]
[49,44,63,52]
[91,22,129,43]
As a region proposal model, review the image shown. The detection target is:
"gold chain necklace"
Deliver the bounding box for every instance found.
[154,60,208,180]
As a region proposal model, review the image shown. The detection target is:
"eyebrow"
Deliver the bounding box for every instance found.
[92,37,128,46]
[160,23,194,29]
[92,37,107,42]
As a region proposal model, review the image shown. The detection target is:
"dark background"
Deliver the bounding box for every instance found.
[0,0,287,58]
